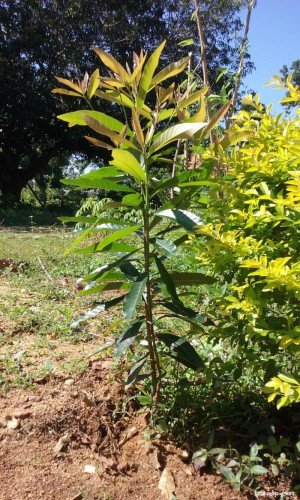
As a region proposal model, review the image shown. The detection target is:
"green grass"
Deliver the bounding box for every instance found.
[0,228,122,389]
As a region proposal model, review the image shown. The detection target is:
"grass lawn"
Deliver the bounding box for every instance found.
[0,227,123,390]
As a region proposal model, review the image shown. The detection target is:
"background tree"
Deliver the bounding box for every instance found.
[280,60,300,111]
[0,0,252,202]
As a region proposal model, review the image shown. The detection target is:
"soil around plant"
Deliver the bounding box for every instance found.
[0,363,295,500]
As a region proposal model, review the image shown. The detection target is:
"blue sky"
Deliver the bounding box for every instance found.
[243,0,300,113]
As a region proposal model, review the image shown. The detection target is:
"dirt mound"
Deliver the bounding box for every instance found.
[0,365,246,500]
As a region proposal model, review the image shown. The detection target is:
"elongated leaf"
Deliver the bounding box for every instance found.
[93,47,129,82]
[79,281,129,295]
[149,122,207,155]
[57,110,125,132]
[116,319,144,357]
[125,356,148,388]
[154,256,179,303]
[54,76,82,93]
[150,56,190,89]
[119,262,141,281]
[158,333,204,371]
[152,238,177,257]
[123,275,147,323]
[85,136,114,150]
[52,88,83,97]
[122,193,143,207]
[74,225,140,254]
[83,252,137,282]
[58,216,98,224]
[87,69,100,99]
[156,209,202,232]
[194,102,231,140]
[83,115,136,149]
[178,87,208,110]
[132,109,144,146]
[71,295,125,328]
[178,180,217,188]
[95,89,152,121]
[62,176,134,193]
[137,40,166,107]
[171,272,216,285]
[111,150,146,182]
[160,301,205,320]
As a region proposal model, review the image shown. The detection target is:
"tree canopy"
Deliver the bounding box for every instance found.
[0,0,252,201]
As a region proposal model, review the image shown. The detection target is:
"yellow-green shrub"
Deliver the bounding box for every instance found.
[191,79,300,408]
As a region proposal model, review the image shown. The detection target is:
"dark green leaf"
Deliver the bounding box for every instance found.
[116,319,144,357]
[123,275,147,323]
[70,295,125,328]
[158,333,204,371]
[156,209,202,232]
[125,356,148,388]
[154,256,179,303]
[74,225,140,254]
[152,238,177,257]
[74,241,138,254]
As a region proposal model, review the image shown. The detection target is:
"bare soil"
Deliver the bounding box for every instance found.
[0,363,249,500]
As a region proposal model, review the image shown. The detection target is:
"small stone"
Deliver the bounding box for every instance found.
[64,378,75,386]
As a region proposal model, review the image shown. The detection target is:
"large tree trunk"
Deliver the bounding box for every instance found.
[0,150,53,203]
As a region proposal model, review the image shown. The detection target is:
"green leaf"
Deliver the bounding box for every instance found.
[122,193,143,207]
[150,56,190,89]
[58,216,98,224]
[83,253,137,282]
[171,272,216,285]
[123,275,147,323]
[74,225,140,254]
[70,295,125,328]
[79,280,129,295]
[149,122,207,155]
[251,465,268,475]
[119,262,141,281]
[125,356,148,388]
[154,256,179,303]
[57,110,125,132]
[116,319,144,357]
[61,168,135,193]
[178,38,194,47]
[111,150,146,182]
[215,464,236,483]
[138,40,166,107]
[63,178,134,192]
[152,238,177,257]
[156,209,202,232]
[158,333,204,371]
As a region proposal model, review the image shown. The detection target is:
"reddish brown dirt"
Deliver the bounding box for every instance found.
[0,364,248,500]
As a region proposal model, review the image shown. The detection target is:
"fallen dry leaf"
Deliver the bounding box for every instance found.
[158,467,176,499]
[81,391,94,407]
[53,433,69,455]
[5,415,20,430]
[119,426,138,447]
[150,449,162,470]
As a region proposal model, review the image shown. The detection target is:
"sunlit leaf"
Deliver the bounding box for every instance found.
[87,69,100,99]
